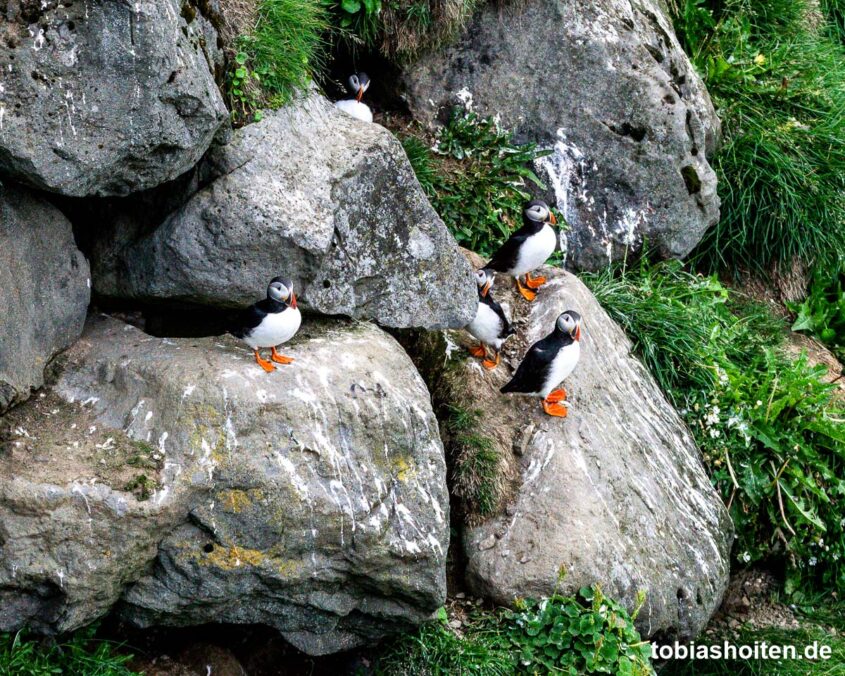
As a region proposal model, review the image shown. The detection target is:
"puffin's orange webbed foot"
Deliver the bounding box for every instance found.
[271,347,295,365]
[254,350,276,373]
[524,271,547,290]
[542,399,569,418]
[516,278,537,302]
[469,344,487,358]
[481,351,500,370]
[546,388,567,403]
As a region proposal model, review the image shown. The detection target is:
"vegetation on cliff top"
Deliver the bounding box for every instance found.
[672,0,845,275]
[583,259,845,600]
[402,110,556,259]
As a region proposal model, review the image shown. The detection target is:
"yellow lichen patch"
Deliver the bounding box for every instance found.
[392,455,417,483]
[273,558,304,578]
[217,488,264,513]
[202,545,266,570]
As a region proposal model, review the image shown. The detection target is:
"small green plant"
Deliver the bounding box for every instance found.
[0,625,139,675]
[402,110,555,258]
[335,0,383,46]
[789,264,845,360]
[502,583,653,675]
[123,474,158,501]
[226,0,329,124]
[671,0,845,274]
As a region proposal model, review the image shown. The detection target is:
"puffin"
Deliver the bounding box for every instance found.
[334,72,373,123]
[500,310,582,417]
[231,277,302,373]
[465,269,514,369]
[484,200,558,302]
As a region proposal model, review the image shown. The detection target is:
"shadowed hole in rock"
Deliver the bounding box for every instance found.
[681,165,702,195]
[323,279,331,288]
[203,543,214,553]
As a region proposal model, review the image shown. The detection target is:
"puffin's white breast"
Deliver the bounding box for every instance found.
[335,99,373,123]
[513,224,556,275]
[466,302,504,348]
[540,341,580,398]
[244,308,302,349]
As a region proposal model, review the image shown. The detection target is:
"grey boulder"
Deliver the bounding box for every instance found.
[0,181,90,413]
[410,260,732,638]
[0,0,228,196]
[0,316,449,655]
[91,93,476,330]
[400,0,720,270]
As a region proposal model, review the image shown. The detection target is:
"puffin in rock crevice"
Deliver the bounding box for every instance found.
[484,200,558,302]
[465,269,514,369]
[501,310,582,417]
[335,72,373,123]
[232,277,302,373]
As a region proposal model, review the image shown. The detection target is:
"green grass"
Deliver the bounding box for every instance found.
[820,0,845,44]
[445,405,506,523]
[0,626,139,675]
[334,0,477,62]
[376,583,654,675]
[226,0,329,124]
[583,259,845,599]
[672,0,845,274]
[402,110,555,258]
[789,262,845,361]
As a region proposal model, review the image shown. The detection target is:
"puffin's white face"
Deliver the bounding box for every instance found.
[348,73,371,101]
[524,202,557,224]
[556,311,582,340]
[475,269,493,296]
[268,278,294,304]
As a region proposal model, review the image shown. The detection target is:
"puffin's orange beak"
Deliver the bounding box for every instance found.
[481,280,492,297]
[573,324,581,341]
[290,292,298,309]
[548,212,557,225]
[356,86,364,102]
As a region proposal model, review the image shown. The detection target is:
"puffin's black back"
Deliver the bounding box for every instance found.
[230,297,288,338]
[500,328,573,393]
[484,219,545,273]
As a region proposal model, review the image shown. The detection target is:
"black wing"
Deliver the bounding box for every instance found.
[484,222,538,273]
[500,333,564,393]
[230,298,285,338]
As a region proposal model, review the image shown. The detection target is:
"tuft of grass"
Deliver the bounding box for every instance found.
[402,110,556,258]
[0,625,139,676]
[376,615,513,675]
[445,405,505,522]
[820,0,845,44]
[672,0,845,275]
[334,0,477,62]
[583,259,781,398]
[583,259,845,599]
[226,0,329,124]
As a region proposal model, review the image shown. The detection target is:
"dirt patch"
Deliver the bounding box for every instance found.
[704,569,802,637]
[0,388,163,500]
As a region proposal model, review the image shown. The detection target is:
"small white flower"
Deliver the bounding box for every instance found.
[756,400,763,407]
[741,551,751,563]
